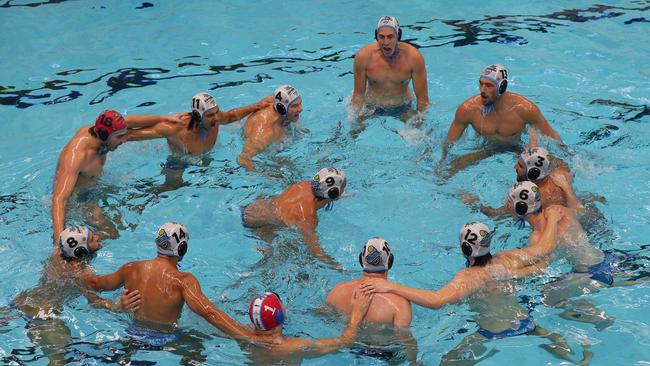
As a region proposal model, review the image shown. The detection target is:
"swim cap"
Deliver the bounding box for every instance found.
[375,16,401,40]
[508,181,542,218]
[480,64,508,95]
[311,167,346,200]
[273,85,300,115]
[94,110,127,142]
[249,292,285,331]
[459,222,493,258]
[358,237,394,273]
[191,92,218,124]
[519,147,551,181]
[155,222,189,260]
[59,226,91,260]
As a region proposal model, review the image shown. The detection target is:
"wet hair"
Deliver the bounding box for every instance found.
[470,253,492,267]
[88,127,98,138]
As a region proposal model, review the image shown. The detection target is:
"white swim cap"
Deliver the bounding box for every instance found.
[459,222,493,258]
[480,64,508,95]
[155,222,189,260]
[519,147,551,181]
[273,85,301,115]
[311,167,346,200]
[376,16,401,40]
[191,92,218,123]
[59,226,92,260]
[359,237,393,272]
[508,181,542,218]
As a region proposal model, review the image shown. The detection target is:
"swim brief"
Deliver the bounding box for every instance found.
[477,317,536,340]
[160,156,190,171]
[587,250,618,286]
[370,102,413,117]
[126,323,181,347]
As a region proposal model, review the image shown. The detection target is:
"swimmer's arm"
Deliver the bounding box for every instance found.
[124,114,184,129]
[82,263,129,291]
[523,103,562,142]
[507,209,560,266]
[528,128,539,147]
[284,290,371,356]
[236,136,265,171]
[351,50,368,111]
[182,274,253,340]
[298,223,342,271]
[220,95,272,124]
[126,122,177,141]
[51,151,83,243]
[552,172,584,214]
[361,273,482,309]
[411,51,429,112]
[80,288,141,313]
[440,104,472,162]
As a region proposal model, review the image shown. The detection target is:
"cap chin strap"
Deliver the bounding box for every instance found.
[198,125,209,140]
[481,103,495,116]
[325,200,334,211]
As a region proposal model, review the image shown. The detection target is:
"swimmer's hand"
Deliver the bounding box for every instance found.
[359,278,392,295]
[350,289,372,322]
[164,112,189,124]
[457,189,480,205]
[114,289,142,313]
[255,95,274,110]
[543,205,564,223]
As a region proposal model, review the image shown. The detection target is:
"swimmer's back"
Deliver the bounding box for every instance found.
[272,181,318,226]
[327,279,411,327]
[122,259,186,325]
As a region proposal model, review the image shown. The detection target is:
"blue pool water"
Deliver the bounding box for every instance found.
[1,0,649,365]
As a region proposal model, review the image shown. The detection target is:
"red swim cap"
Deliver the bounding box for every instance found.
[94,110,126,141]
[249,292,285,330]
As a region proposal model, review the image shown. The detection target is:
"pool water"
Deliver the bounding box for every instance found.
[1,0,649,365]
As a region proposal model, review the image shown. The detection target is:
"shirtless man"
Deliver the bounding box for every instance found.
[352,16,429,119]
[12,227,140,365]
[461,130,582,218]
[52,110,178,242]
[440,64,562,176]
[361,216,591,365]
[241,167,346,268]
[507,181,622,328]
[326,238,418,364]
[237,85,302,171]
[128,92,271,189]
[240,291,371,364]
[82,222,272,348]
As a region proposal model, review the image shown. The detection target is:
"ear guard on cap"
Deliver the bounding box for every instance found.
[459,222,493,258]
[480,64,508,96]
[519,147,550,181]
[375,16,402,41]
[507,181,542,218]
[59,226,92,260]
[311,167,346,200]
[156,222,189,260]
[358,237,394,272]
[273,85,300,116]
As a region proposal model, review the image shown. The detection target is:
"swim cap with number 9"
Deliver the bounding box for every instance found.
[311,167,346,200]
